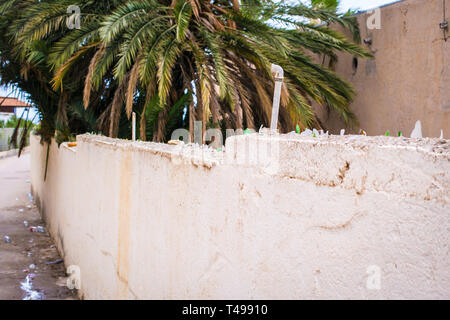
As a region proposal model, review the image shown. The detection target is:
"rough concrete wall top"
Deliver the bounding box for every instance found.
[229,133,450,204]
[77,134,224,168]
[77,133,450,204]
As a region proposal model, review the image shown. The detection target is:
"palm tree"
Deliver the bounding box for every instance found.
[2,0,372,143]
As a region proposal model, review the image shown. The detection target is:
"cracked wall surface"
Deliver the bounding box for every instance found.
[30,133,449,299]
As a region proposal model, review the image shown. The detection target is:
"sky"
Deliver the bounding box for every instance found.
[338,0,399,12]
[0,86,15,98]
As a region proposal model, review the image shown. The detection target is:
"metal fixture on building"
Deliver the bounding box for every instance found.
[363,37,373,45]
[441,0,448,41]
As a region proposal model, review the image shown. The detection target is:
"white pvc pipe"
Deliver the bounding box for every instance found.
[270,64,284,132]
[132,112,136,141]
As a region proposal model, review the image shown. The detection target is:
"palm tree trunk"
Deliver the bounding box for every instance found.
[194,81,205,144]
[189,99,194,143]
[139,103,147,141]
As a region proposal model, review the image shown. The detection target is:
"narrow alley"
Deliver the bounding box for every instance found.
[0,151,76,300]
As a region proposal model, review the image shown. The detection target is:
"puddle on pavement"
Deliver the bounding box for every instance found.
[27,193,34,203]
[3,191,78,300]
[20,274,44,300]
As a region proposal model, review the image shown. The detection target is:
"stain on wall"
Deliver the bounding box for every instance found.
[117,151,131,299]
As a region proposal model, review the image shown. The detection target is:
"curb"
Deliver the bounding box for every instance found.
[0,147,30,160]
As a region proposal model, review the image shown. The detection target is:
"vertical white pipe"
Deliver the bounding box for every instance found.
[270,64,284,132]
[132,112,136,141]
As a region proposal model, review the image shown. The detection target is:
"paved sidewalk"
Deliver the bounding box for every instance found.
[0,152,77,300]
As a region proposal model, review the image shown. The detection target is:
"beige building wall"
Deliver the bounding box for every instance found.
[30,133,449,299]
[317,0,449,138]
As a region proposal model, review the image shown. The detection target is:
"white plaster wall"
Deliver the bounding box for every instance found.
[30,133,450,299]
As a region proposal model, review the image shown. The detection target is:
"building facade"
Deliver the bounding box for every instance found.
[316,0,449,139]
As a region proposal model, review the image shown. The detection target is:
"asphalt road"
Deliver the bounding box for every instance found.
[0,152,77,300]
